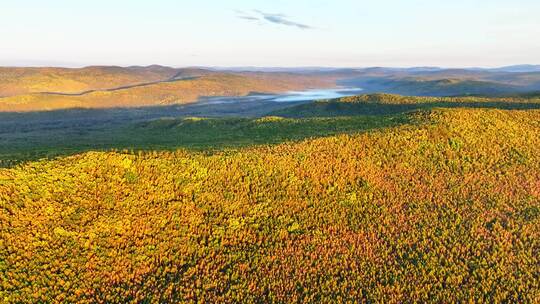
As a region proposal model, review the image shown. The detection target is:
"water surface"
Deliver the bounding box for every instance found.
[198,87,364,105]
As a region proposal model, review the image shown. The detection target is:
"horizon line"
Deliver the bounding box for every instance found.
[1,63,539,70]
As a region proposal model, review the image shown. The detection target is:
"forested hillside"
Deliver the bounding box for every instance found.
[1,103,539,302]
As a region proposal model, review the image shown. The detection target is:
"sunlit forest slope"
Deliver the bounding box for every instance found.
[1,103,539,302]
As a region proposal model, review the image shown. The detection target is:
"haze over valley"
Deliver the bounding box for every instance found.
[2,64,540,112]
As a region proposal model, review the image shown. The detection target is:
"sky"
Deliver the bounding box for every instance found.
[0,0,539,68]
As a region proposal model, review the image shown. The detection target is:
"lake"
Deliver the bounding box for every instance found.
[197,87,364,105]
[0,87,365,142]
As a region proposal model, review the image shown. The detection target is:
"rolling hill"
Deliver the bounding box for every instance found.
[271,93,540,117]
[0,73,336,112]
[1,103,539,302]
[2,93,540,167]
[3,65,540,112]
[338,67,540,97]
[344,77,522,96]
[0,65,179,97]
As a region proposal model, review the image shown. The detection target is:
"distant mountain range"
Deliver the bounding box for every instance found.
[482,65,540,73]
[209,65,540,73]
[1,64,540,111]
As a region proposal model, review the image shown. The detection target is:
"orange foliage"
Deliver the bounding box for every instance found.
[1,108,539,302]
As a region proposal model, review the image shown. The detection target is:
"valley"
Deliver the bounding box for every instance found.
[1,65,540,303]
[2,65,540,112]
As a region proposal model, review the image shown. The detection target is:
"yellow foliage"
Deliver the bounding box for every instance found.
[0,108,539,302]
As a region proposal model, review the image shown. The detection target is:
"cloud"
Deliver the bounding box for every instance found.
[237,15,260,21]
[257,11,314,30]
[235,10,315,30]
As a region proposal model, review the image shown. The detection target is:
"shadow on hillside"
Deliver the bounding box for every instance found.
[0,107,405,168]
[0,99,316,167]
[2,100,540,168]
[273,101,540,117]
